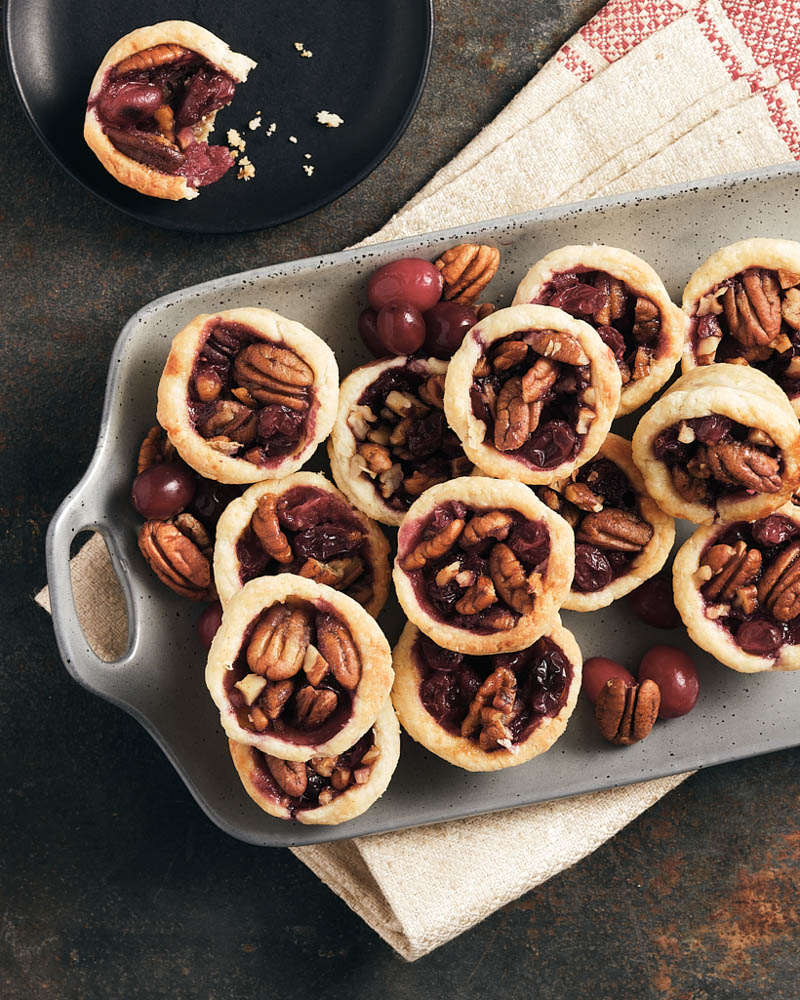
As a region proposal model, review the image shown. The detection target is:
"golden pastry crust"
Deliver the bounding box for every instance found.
[632,364,800,524]
[559,434,675,612]
[157,307,339,484]
[227,698,401,824]
[328,355,453,527]
[84,21,256,200]
[213,471,390,615]
[391,619,581,771]
[673,502,800,672]
[393,476,574,655]
[444,304,621,485]
[682,238,800,414]
[205,575,394,761]
[513,245,686,416]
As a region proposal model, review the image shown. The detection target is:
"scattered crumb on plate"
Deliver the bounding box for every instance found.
[265,122,276,137]
[288,135,298,144]
[316,110,344,128]
[303,164,315,177]
[293,41,313,58]
[248,114,262,131]
[227,128,246,152]
[237,157,255,181]
[304,153,312,160]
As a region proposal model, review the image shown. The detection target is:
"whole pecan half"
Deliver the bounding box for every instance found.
[251,493,293,563]
[247,605,311,679]
[435,244,500,303]
[491,340,529,372]
[138,517,215,601]
[595,678,660,746]
[524,329,589,366]
[115,44,189,75]
[264,755,307,798]
[706,441,782,494]
[137,425,177,474]
[294,685,339,729]
[454,575,498,615]
[262,679,294,720]
[316,613,361,690]
[521,357,559,402]
[488,543,536,614]
[593,274,627,325]
[105,127,185,173]
[722,270,782,346]
[299,555,364,591]
[670,466,711,505]
[576,509,654,553]
[402,517,464,570]
[461,666,517,750]
[461,510,513,548]
[701,540,762,603]
[757,540,800,621]
[234,343,312,410]
[494,377,532,452]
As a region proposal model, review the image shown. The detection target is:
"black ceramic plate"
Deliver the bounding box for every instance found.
[4,0,433,233]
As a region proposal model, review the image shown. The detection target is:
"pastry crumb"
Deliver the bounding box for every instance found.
[248,114,262,131]
[237,156,255,181]
[288,135,298,144]
[303,164,315,176]
[304,153,312,159]
[265,122,276,137]
[316,110,344,128]
[294,41,313,57]
[227,128,246,152]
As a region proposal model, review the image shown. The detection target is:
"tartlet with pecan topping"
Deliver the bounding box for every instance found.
[392,477,574,655]
[391,619,581,771]
[537,434,675,611]
[213,472,390,615]
[84,21,256,200]
[682,238,800,414]
[673,504,800,672]
[513,245,685,415]
[632,365,800,524]
[444,305,621,484]
[157,307,338,484]
[228,698,400,824]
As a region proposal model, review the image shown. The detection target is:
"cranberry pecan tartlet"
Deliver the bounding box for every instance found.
[682,238,800,414]
[632,365,800,524]
[393,477,574,655]
[391,619,581,771]
[205,575,393,761]
[157,307,338,484]
[328,355,473,526]
[537,434,674,611]
[513,245,685,415]
[673,504,800,672]
[444,305,620,484]
[84,21,256,200]
[213,472,390,615]
[228,698,400,824]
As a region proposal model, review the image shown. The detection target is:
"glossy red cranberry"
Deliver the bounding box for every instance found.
[422,301,477,359]
[197,601,223,651]
[98,82,163,126]
[638,645,699,719]
[357,308,385,357]
[582,657,636,704]
[548,283,606,316]
[376,303,426,355]
[751,515,799,547]
[367,258,443,312]
[573,544,613,592]
[736,619,783,656]
[627,577,681,629]
[596,324,626,359]
[692,415,733,445]
[131,463,196,520]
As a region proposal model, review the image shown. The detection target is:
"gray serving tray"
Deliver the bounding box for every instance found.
[47,163,800,847]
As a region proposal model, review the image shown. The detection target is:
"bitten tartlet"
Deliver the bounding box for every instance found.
[157,307,338,484]
[673,505,800,672]
[213,472,390,615]
[392,477,574,655]
[513,245,685,415]
[205,575,393,761]
[84,21,256,199]
[391,619,581,771]
[444,305,621,484]
[682,238,800,414]
[537,434,675,611]
[228,698,401,824]
[328,355,473,526]
[632,365,800,524]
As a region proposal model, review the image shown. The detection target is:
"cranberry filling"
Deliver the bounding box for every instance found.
[353,362,472,510]
[470,332,592,470]
[414,633,572,749]
[235,486,374,605]
[530,267,662,386]
[224,601,356,743]
[187,321,315,467]
[249,729,377,818]
[699,516,800,656]
[653,416,784,506]
[92,47,237,187]
[690,268,800,397]
[400,501,550,633]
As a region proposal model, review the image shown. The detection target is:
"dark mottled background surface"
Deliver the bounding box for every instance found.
[2,1,799,997]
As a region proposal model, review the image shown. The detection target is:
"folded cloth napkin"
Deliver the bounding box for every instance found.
[36,0,800,962]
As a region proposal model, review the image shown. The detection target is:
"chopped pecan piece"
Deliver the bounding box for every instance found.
[632,346,653,381]
[234,673,267,706]
[701,541,762,603]
[632,297,661,343]
[494,378,531,452]
[138,518,215,600]
[251,493,293,563]
[782,288,800,331]
[671,466,711,505]
[461,666,516,750]
[461,510,513,548]
[299,555,364,591]
[491,340,529,372]
[778,269,800,289]
[706,441,783,493]
[262,679,294,720]
[418,374,446,408]
[722,270,782,346]
[488,543,536,614]
[264,755,307,798]
[405,469,446,496]
[757,541,800,621]
[302,644,329,686]
[402,517,464,570]
[576,509,653,553]
[294,686,339,729]
[247,605,312,679]
[137,425,178,474]
[563,482,603,512]
[435,244,500,303]
[358,442,393,475]
[197,399,258,444]
[316,613,361,690]
[455,575,497,615]
[195,369,223,402]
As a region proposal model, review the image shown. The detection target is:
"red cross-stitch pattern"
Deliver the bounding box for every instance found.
[720,0,800,90]
[693,3,747,79]
[762,88,800,158]
[579,0,688,62]
[555,44,596,83]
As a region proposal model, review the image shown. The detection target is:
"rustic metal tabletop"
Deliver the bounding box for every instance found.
[2,1,798,996]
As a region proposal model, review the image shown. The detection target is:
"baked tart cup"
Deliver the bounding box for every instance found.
[227,698,400,824]
[84,21,256,200]
[205,575,393,761]
[213,471,390,615]
[157,307,338,484]
[328,355,473,526]
[632,365,800,524]
[682,238,800,415]
[391,618,581,771]
[673,504,800,672]
[513,245,685,415]
[393,477,574,655]
[444,304,621,485]
[537,434,675,612]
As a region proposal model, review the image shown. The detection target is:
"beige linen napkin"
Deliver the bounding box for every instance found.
[37,0,800,961]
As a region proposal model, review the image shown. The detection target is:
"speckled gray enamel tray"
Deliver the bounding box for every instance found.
[47,163,800,847]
